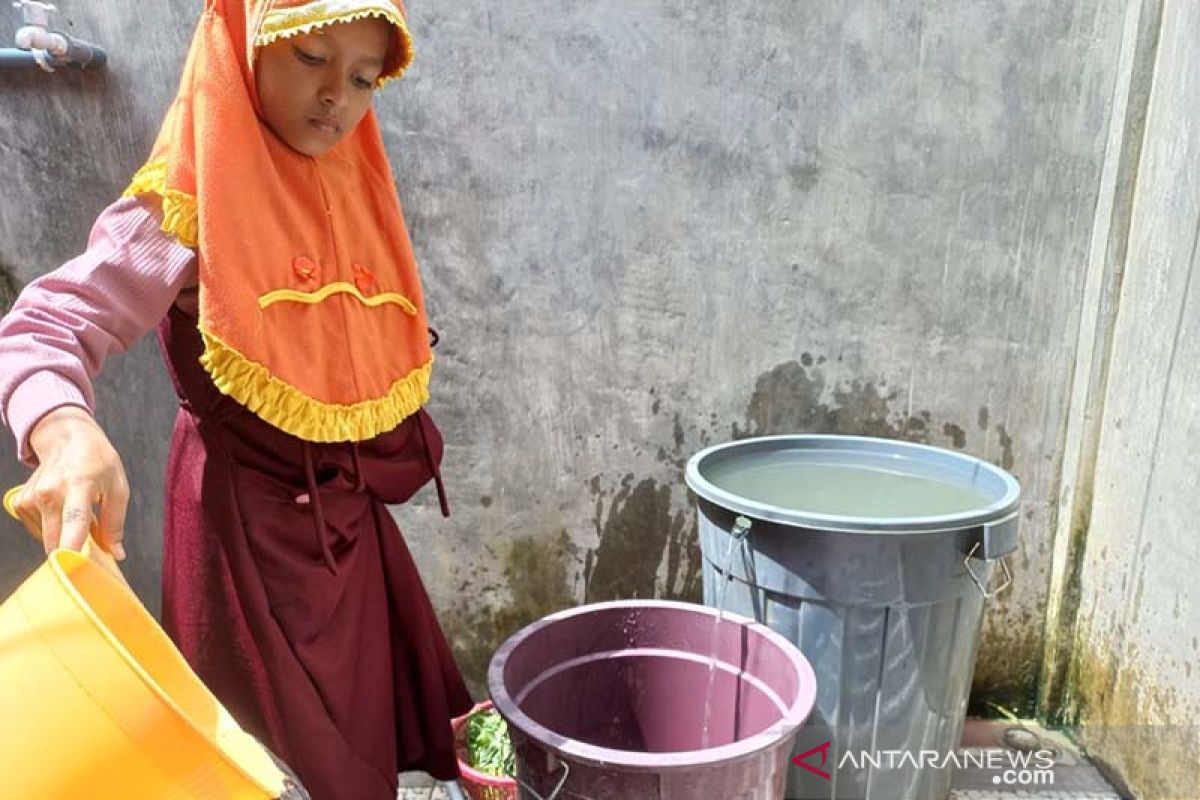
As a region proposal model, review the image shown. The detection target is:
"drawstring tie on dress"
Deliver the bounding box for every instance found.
[415,412,450,518]
[301,440,339,576]
[297,414,449,576]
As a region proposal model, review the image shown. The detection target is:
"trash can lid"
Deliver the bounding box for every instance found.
[685,435,1020,534]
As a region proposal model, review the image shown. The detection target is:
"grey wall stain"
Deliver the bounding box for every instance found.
[735,359,938,445]
[996,424,1015,470]
[440,530,577,697]
[583,408,710,606]
[672,413,685,453]
[639,125,755,187]
[943,422,967,448]
[969,623,1043,717]
[732,361,1014,467]
[788,162,821,194]
[584,474,692,603]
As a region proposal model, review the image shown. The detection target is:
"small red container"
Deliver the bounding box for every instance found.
[452,700,518,800]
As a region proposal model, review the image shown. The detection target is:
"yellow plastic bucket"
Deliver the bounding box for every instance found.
[1,488,288,799]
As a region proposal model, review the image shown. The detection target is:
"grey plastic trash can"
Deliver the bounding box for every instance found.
[686,435,1020,800]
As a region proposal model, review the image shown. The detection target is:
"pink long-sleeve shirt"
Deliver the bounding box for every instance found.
[0,196,198,465]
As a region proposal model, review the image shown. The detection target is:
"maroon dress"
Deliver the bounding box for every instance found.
[156,305,473,799]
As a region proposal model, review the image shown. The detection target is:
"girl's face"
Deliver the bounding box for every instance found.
[255,17,392,157]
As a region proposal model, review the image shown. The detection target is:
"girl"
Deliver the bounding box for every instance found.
[0,1,473,797]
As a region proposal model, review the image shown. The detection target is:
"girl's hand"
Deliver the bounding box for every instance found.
[16,406,129,559]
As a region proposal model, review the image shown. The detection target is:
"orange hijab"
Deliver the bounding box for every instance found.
[125,0,432,443]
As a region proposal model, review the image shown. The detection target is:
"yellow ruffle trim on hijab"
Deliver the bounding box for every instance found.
[199,328,433,442]
[123,159,199,249]
[254,0,414,83]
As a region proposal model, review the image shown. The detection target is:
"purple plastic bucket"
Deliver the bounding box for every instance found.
[487,600,818,800]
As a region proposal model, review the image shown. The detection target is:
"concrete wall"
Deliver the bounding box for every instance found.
[0,3,199,612]
[1060,0,1200,795]
[390,0,1133,707]
[1,0,1130,721]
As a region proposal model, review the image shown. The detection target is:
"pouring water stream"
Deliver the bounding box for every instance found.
[699,515,752,749]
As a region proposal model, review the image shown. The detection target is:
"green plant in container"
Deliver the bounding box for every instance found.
[466,708,515,779]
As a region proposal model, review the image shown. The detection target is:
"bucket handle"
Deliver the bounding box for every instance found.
[964,541,1013,599]
[963,510,1018,599]
[509,759,570,800]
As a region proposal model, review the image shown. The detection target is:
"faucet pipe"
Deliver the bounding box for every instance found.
[3,1,105,70]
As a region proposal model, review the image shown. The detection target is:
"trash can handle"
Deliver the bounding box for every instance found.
[964,541,1013,599]
[509,759,570,800]
[964,511,1018,599]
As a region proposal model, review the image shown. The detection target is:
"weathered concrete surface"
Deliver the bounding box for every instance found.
[1063,1,1200,795]
[0,3,197,614]
[390,1,1130,707]
[1037,0,1161,722]
[0,0,1129,725]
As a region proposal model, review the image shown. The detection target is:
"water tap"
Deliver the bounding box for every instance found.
[13,0,52,25]
[13,1,60,51]
[10,0,106,70]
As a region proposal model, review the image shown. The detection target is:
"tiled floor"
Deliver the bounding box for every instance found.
[396,775,455,800]
[952,720,1122,799]
[396,785,451,800]
[396,720,1125,799]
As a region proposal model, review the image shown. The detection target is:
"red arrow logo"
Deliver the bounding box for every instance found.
[792,741,832,780]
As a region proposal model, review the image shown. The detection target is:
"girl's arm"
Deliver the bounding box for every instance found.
[0,195,197,554]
